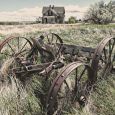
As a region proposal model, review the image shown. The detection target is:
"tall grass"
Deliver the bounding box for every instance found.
[0,24,115,115]
[0,58,41,115]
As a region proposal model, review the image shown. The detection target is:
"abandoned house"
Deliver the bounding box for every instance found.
[42,5,65,24]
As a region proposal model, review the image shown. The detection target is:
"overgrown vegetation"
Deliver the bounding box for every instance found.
[0,24,115,115]
[68,16,77,24]
[84,1,115,24]
[91,74,115,115]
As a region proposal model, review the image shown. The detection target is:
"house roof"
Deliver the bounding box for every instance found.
[42,6,65,14]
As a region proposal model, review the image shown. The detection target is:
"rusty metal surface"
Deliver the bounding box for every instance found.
[0,36,33,73]
[13,62,51,74]
[46,62,93,114]
[91,37,115,81]
[0,36,32,51]
[30,33,63,63]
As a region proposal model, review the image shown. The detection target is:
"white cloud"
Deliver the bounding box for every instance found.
[65,5,88,20]
[0,7,42,21]
[0,5,88,21]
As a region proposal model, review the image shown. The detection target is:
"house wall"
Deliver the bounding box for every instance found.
[42,16,56,24]
[42,6,65,24]
[42,16,64,24]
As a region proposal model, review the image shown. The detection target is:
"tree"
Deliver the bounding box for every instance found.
[107,1,115,20]
[68,16,77,24]
[36,17,42,23]
[84,1,115,24]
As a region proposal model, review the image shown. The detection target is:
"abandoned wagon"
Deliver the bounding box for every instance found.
[42,5,65,24]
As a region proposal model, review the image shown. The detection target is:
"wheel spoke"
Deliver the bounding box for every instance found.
[110,40,115,58]
[75,68,78,91]
[64,80,70,90]
[47,35,50,44]
[103,47,107,62]
[22,50,30,56]
[108,40,112,60]
[109,40,111,54]
[78,67,86,82]
[55,38,58,43]
[112,54,115,63]
[111,40,115,53]
[20,41,28,53]
[51,34,54,44]
[16,49,28,57]
[7,42,15,54]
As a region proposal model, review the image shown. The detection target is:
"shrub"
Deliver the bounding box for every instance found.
[84,1,115,24]
[68,16,77,24]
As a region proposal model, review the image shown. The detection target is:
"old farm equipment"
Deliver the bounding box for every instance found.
[0,33,115,115]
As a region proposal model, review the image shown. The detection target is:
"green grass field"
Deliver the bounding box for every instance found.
[0,24,115,115]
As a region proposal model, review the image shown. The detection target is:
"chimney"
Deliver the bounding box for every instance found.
[52,5,54,9]
[49,5,51,9]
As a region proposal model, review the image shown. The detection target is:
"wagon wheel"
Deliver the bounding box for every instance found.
[0,36,32,64]
[31,33,63,63]
[43,33,63,58]
[0,36,32,81]
[91,37,115,81]
[46,62,93,115]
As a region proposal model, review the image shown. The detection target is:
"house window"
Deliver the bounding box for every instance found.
[48,10,53,16]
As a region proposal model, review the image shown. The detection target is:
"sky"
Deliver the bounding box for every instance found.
[0,0,111,21]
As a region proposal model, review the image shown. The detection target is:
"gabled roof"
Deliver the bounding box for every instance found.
[52,9,58,15]
[42,6,65,14]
